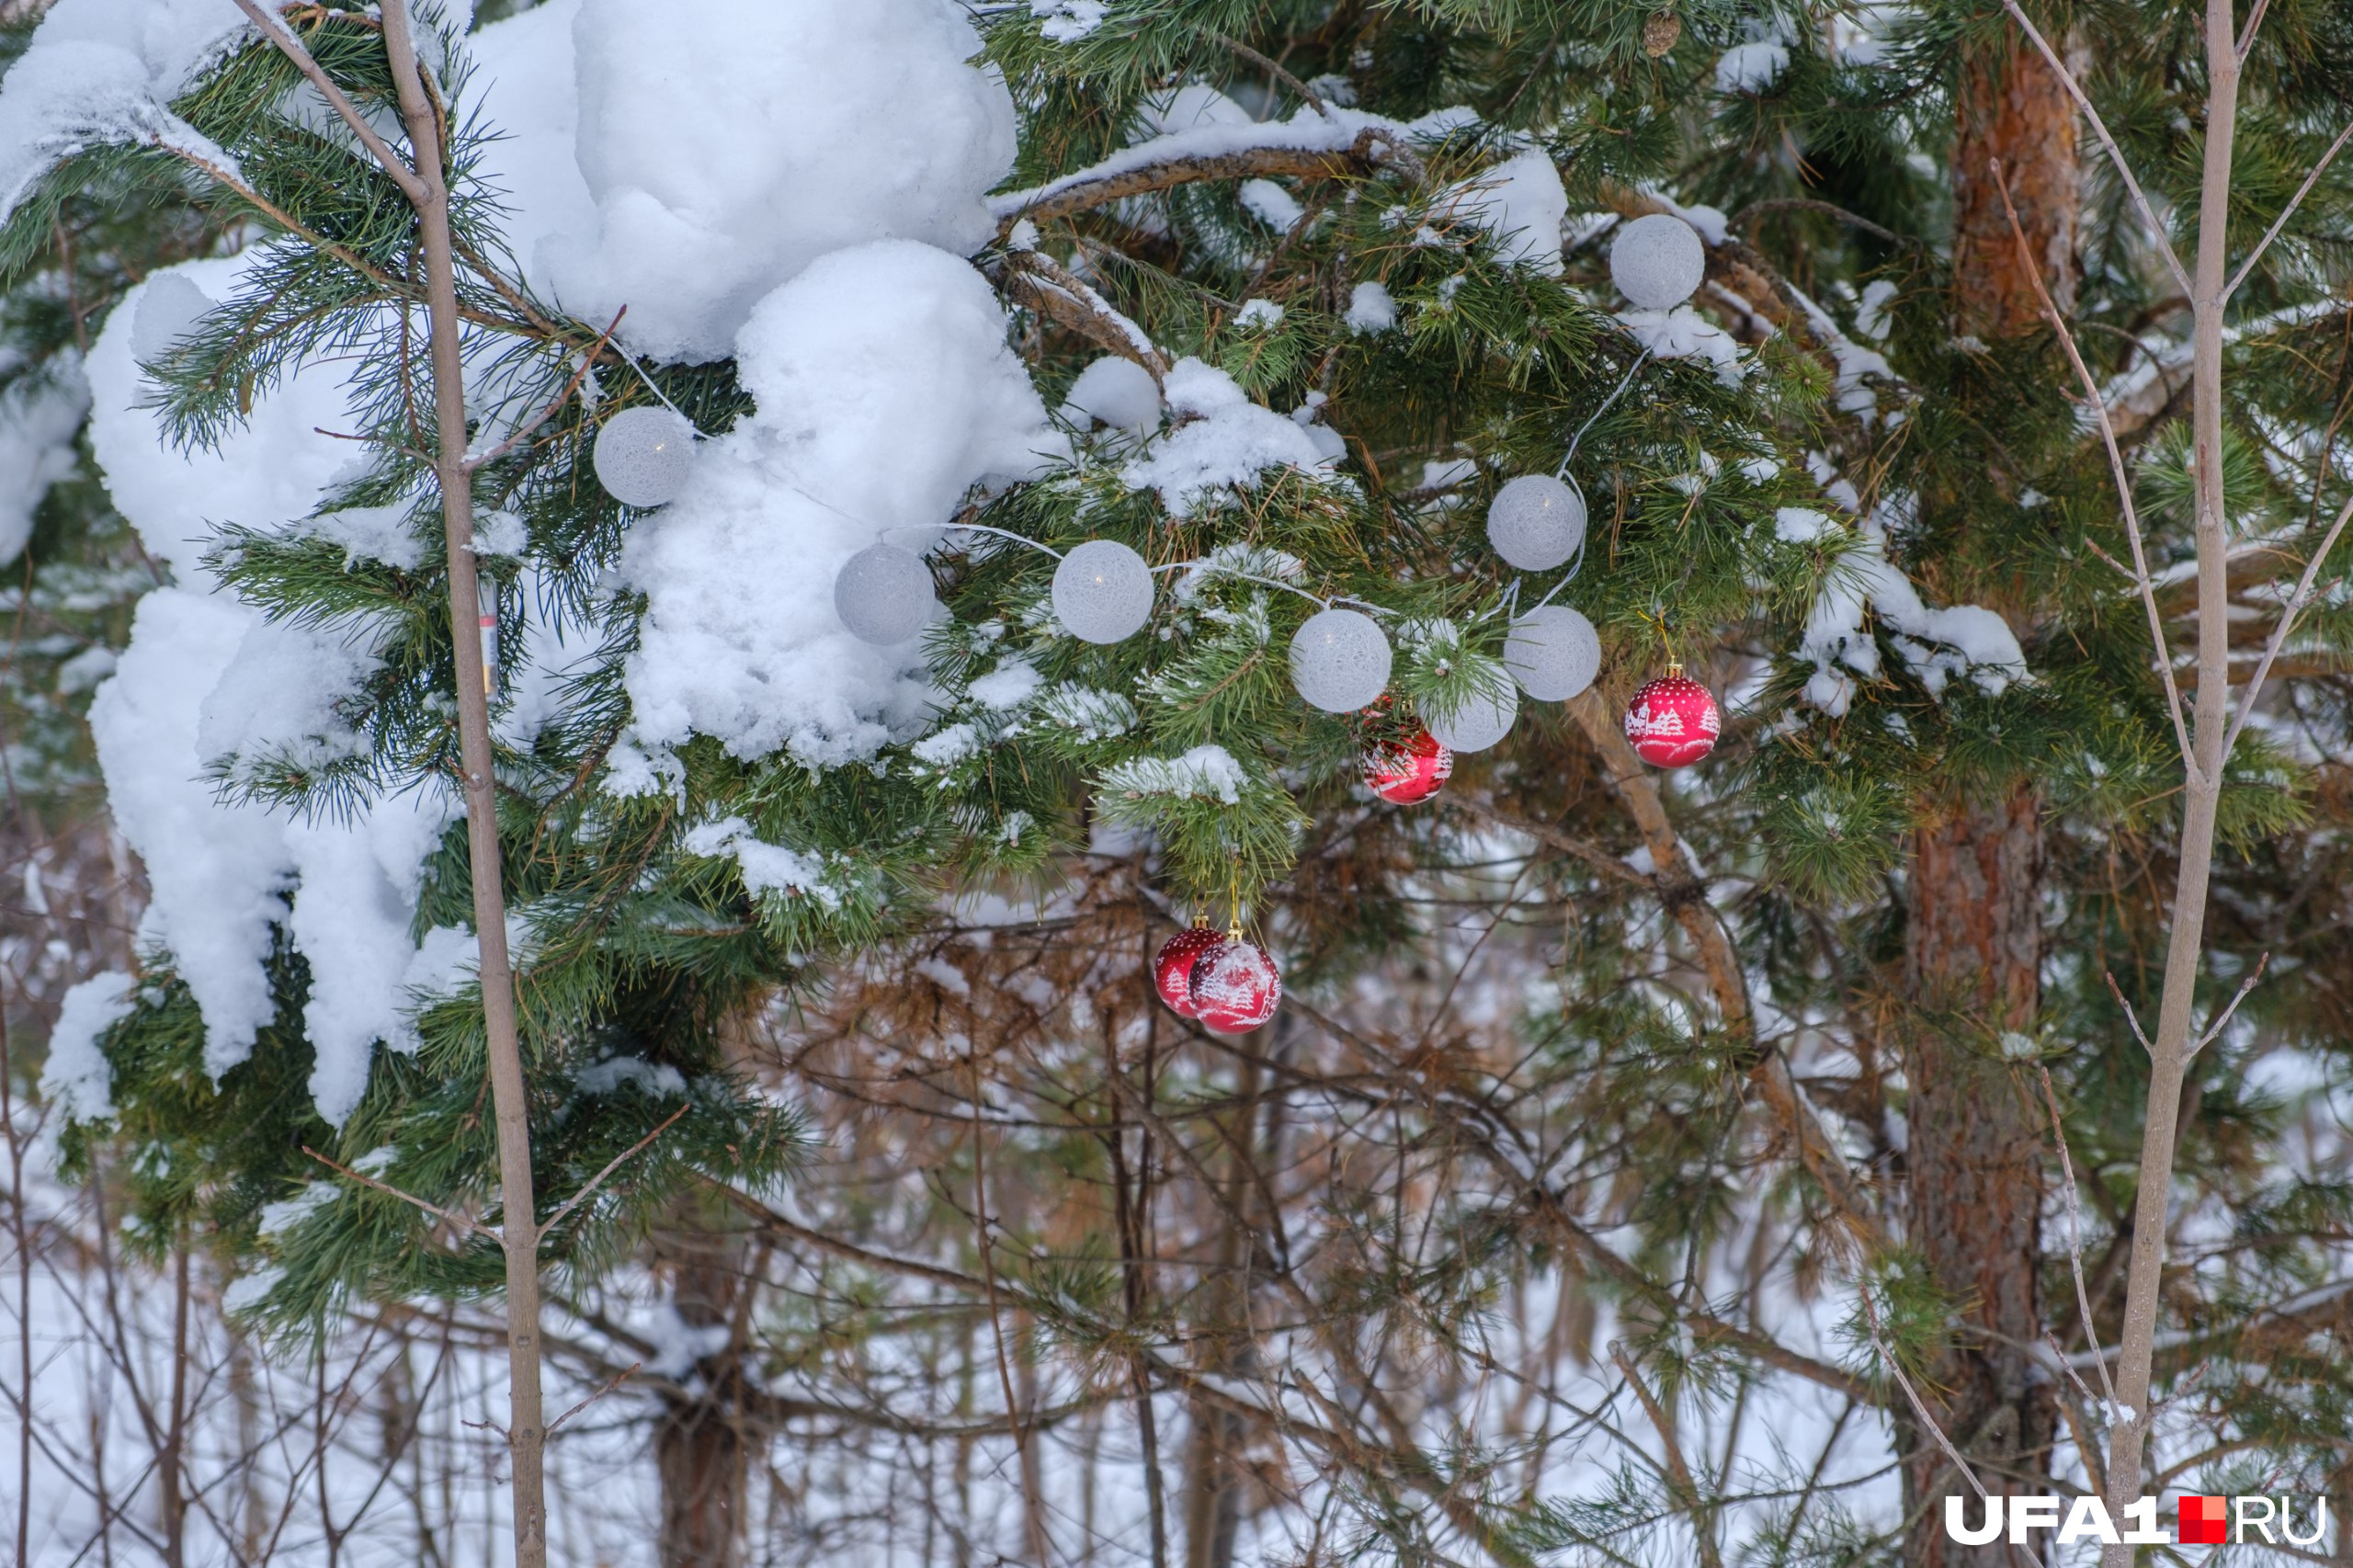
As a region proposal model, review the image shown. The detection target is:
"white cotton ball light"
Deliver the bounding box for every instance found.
[1609,212,1707,310]
[1504,605,1602,701]
[835,543,937,645]
[1486,473,1587,571]
[592,405,697,507]
[1426,682,1518,753]
[1290,608,1392,713]
[1052,539,1155,643]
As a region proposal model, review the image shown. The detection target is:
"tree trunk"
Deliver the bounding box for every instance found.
[654,1215,750,1568]
[1899,27,2080,1564]
[1901,787,2054,1568]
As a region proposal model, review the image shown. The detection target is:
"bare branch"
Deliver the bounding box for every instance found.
[544,1361,638,1437]
[2192,950,2269,1054]
[1999,0,2195,298]
[463,308,625,473]
[2219,488,2353,756]
[1856,1290,2042,1568]
[2101,971,2159,1058]
[1994,159,2199,774]
[229,0,428,205]
[2225,119,2353,298]
[2235,0,2271,58]
[2036,1067,2117,1406]
[301,1146,493,1242]
[533,1102,689,1244]
[1211,32,1327,117]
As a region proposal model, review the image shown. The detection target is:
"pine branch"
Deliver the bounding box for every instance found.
[1992,158,2199,776]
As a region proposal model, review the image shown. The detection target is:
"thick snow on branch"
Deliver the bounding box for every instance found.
[1121,358,1339,517]
[989,98,1470,224]
[1786,498,2027,716]
[613,240,1059,783]
[51,0,1074,1123]
[0,0,246,224]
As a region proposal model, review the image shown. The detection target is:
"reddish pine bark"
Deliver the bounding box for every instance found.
[1900,28,2079,1568]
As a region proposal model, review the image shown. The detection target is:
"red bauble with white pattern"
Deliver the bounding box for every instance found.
[1188,938,1281,1032]
[1362,726,1454,804]
[1153,926,1226,1017]
[1623,666,1721,768]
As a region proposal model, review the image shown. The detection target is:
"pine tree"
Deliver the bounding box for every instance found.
[8,0,2353,1563]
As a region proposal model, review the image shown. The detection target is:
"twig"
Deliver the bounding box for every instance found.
[2224,119,2353,297]
[2192,951,2269,1053]
[230,0,429,206]
[463,308,625,472]
[2101,971,2159,1058]
[301,1146,493,1241]
[1610,1345,1723,1568]
[2035,1067,2117,1406]
[1999,0,2194,298]
[1211,32,1327,116]
[2219,489,2353,757]
[1856,1290,2041,1568]
[2235,0,2270,58]
[533,1102,688,1243]
[544,1362,638,1437]
[1000,246,1168,384]
[1993,159,2199,775]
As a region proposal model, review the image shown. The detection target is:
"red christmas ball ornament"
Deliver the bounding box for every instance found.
[1188,937,1281,1033]
[1623,664,1721,768]
[1362,726,1454,805]
[1153,925,1226,1017]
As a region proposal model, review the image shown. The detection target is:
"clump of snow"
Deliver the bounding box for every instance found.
[90,589,298,1077]
[39,971,136,1121]
[1855,279,1898,341]
[968,657,1043,711]
[1138,84,1256,137]
[294,504,426,571]
[1062,356,1161,432]
[617,241,1057,775]
[1234,298,1286,329]
[222,1266,284,1317]
[0,0,247,225]
[85,261,474,1116]
[1029,0,1107,40]
[283,791,455,1125]
[256,1181,338,1241]
[1346,281,1398,335]
[575,1053,688,1098]
[1714,41,1790,95]
[1239,178,1305,231]
[1122,358,1338,516]
[1435,148,1568,274]
[684,816,841,909]
[1100,744,1250,804]
[1774,507,1838,544]
[1617,306,1746,386]
[1633,189,1730,246]
[544,0,1017,362]
[1795,513,2028,715]
[0,360,90,563]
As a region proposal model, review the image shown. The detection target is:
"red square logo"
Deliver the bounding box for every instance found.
[2178,1494,2227,1545]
